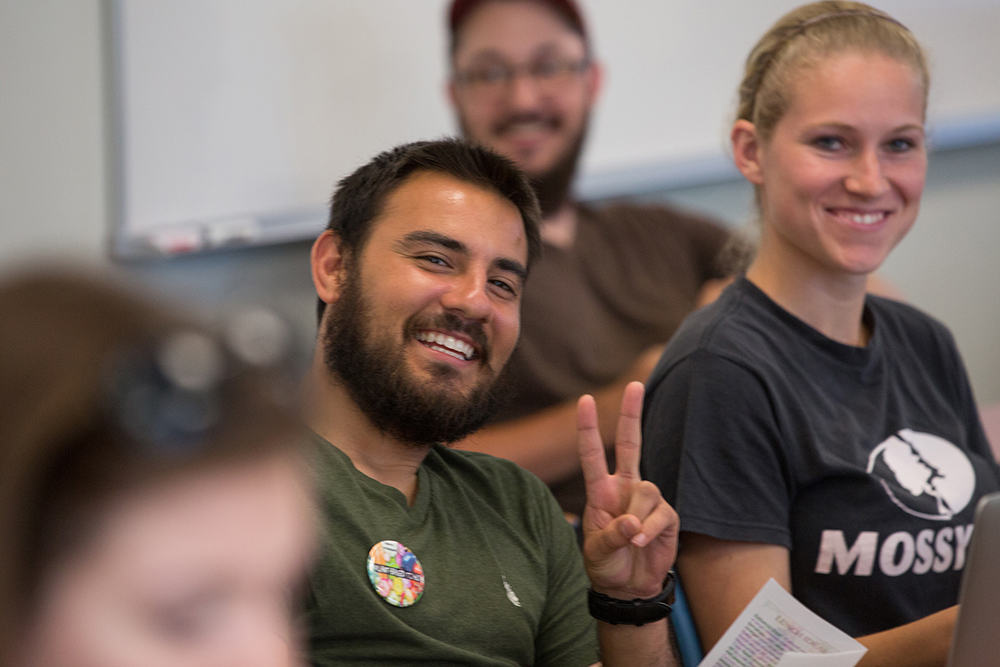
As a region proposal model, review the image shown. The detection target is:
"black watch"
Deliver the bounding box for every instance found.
[587,571,675,626]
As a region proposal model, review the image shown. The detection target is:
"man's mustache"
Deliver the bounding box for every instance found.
[405,312,491,363]
[492,112,561,135]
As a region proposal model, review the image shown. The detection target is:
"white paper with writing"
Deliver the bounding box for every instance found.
[698,579,867,667]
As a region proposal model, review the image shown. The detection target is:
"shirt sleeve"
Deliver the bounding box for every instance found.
[637,204,732,283]
[532,482,600,667]
[675,212,733,282]
[642,350,794,548]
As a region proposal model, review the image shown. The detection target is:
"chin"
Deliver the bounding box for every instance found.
[424,360,467,381]
[524,148,564,175]
[831,257,888,277]
[492,140,555,173]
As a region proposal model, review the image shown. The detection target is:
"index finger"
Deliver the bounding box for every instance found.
[577,393,609,485]
[613,381,645,480]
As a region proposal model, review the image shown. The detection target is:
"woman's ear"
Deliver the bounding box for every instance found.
[731,119,765,186]
[311,230,347,307]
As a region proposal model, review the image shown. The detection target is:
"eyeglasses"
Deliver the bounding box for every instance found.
[454,57,590,98]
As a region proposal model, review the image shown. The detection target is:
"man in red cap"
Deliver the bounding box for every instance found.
[447,0,732,520]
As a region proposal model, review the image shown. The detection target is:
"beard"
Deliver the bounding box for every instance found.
[529,120,586,218]
[322,267,511,447]
[460,112,589,218]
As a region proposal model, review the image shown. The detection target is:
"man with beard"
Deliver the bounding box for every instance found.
[305,139,680,666]
[446,0,733,519]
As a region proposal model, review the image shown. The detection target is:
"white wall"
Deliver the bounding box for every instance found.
[0,0,107,265]
[109,0,1000,250]
[882,144,1000,406]
[1,0,999,405]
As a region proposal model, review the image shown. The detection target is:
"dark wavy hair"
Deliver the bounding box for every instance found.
[317,138,542,322]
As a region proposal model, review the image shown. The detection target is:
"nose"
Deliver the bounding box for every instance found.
[439,271,491,322]
[844,148,890,198]
[507,71,544,111]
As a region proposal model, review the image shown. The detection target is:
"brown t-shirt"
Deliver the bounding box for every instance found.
[496,202,730,515]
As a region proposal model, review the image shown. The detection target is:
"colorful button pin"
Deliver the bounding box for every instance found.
[367,540,425,607]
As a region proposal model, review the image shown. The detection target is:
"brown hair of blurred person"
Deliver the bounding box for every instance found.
[0,270,313,667]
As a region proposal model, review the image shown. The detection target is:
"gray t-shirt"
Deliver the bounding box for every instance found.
[642,277,1000,636]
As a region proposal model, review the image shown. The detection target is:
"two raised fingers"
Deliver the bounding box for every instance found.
[577,381,646,488]
[577,393,609,484]
[613,381,645,482]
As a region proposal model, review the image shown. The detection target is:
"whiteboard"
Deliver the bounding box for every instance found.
[109,0,1000,257]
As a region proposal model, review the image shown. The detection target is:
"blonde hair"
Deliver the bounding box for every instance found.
[737,1,929,144]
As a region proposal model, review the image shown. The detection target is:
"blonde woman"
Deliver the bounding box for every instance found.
[641,3,1000,665]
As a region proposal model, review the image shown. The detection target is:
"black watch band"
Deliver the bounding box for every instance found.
[587,571,675,626]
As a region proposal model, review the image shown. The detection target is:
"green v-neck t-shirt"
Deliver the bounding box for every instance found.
[307,436,599,666]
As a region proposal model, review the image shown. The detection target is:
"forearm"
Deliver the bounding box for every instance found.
[458,341,668,482]
[598,620,675,667]
[679,534,955,667]
[578,381,681,667]
[455,401,581,483]
[456,382,630,483]
[855,606,956,667]
[676,536,792,652]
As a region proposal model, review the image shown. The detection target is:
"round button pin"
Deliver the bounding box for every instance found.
[367,540,425,607]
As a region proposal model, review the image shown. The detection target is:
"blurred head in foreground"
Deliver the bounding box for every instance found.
[0,270,316,667]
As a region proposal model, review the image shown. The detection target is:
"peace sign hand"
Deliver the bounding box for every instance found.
[577,381,679,599]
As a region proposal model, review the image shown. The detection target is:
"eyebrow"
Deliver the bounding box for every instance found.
[399,230,465,253]
[397,230,528,281]
[462,42,574,66]
[496,258,528,281]
[809,122,925,134]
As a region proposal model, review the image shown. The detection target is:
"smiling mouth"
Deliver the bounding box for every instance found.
[504,120,555,136]
[829,210,888,226]
[494,113,560,139]
[414,331,478,362]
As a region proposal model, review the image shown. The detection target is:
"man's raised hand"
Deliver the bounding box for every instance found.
[577,381,679,599]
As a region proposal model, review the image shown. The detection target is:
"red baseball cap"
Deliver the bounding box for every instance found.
[449,0,588,52]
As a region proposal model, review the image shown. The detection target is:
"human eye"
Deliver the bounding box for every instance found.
[147,600,223,643]
[416,254,451,270]
[489,277,519,299]
[886,137,918,153]
[531,58,563,80]
[466,63,509,86]
[812,135,844,151]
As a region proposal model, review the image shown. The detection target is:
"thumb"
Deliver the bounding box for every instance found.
[588,513,641,561]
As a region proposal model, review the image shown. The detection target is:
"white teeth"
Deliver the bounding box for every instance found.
[415,331,475,361]
[843,212,885,225]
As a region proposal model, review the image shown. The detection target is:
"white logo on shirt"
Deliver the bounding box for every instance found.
[867,429,975,520]
[502,575,521,607]
[815,525,974,576]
